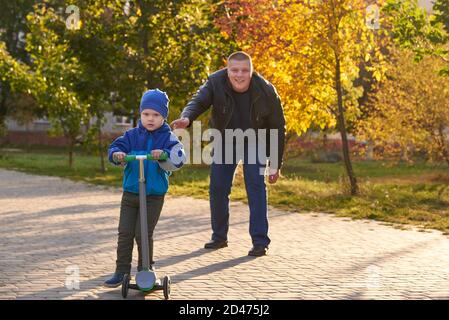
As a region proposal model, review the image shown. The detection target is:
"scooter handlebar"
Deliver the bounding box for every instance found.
[124,152,168,162]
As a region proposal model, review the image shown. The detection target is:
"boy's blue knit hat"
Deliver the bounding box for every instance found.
[139,89,169,119]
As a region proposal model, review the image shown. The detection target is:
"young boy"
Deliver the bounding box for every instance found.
[104,89,185,287]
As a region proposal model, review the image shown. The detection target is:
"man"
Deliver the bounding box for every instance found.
[171,51,285,256]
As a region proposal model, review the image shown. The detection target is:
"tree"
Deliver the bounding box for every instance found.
[9,0,228,170]
[0,41,39,137]
[84,0,228,122]
[216,0,387,195]
[358,48,449,165]
[384,0,449,74]
[65,1,127,173]
[0,0,37,137]
[26,4,88,167]
[68,0,228,171]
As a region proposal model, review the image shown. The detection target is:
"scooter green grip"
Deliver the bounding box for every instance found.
[148,152,168,161]
[124,155,137,162]
[124,152,168,162]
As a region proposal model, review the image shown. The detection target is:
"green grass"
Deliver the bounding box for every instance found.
[1,148,448,232]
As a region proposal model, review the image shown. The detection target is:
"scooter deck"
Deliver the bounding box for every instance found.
[129,279,163,292]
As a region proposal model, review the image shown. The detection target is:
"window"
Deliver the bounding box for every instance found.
[33,117,50,124]
[115,115,132,126]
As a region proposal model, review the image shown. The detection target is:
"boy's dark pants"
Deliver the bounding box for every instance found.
[115,191,164,274]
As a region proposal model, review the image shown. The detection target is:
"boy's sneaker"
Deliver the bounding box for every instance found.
[104,272,125,287]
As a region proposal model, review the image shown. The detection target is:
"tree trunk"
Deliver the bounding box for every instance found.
[0,82,9,143]
[366,140,374,161]
[97,116,105,173]
[400,145,410,163]
[68,137,74,168]
[25,122,31,153]
[438,125,449,167]
[137,0,153,87]
[322,131,328,150]
[335,54,359,195]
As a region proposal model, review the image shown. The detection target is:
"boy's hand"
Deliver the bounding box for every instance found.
[151,149,164,160]
[113,152,126,164]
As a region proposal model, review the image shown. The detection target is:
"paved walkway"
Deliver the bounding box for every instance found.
[0,169,449,300]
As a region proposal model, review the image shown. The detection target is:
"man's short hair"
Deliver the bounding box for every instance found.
[227,51,253,72]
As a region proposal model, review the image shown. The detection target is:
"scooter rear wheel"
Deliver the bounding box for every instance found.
[163,275,171,300]
[121,273,130,298]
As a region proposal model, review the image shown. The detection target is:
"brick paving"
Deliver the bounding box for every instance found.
[1,168,448,300]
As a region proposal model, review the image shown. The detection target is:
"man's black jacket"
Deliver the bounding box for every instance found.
[181,68,286,169]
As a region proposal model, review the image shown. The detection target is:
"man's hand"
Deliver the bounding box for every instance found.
[113,152,126,166]
[268,169,280,184]
[151,149,164,160]
[170,117,190,129]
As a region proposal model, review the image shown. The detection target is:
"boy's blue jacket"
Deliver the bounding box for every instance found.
[108,121,185,195]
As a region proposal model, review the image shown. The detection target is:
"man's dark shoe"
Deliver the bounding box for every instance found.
[204,240,228,249]
[104,272,125,287]
[248,246,268,257]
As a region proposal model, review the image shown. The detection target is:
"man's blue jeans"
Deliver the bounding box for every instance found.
[209,162,270,247]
